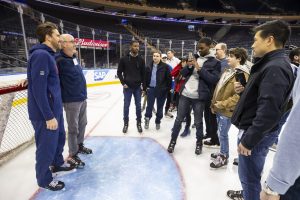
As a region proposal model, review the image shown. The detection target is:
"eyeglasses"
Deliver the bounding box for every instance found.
[64,40,75,43]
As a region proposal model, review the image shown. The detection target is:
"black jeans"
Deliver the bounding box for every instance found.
[281,176,300,200]
[171,95,205,141]
[204,100,218,142]
[165,90,172,113]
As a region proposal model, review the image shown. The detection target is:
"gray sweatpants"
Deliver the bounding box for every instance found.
[63,100,87,156]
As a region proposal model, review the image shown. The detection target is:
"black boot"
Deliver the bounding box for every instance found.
[144,118,150,129]
[167,139,176,153]
[195,141,202,155]
[137,122,143,133]
[123,122,128,134]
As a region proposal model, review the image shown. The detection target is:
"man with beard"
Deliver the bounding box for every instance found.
[27,22,73,191]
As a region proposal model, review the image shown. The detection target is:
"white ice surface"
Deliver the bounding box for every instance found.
[0,84,275,200]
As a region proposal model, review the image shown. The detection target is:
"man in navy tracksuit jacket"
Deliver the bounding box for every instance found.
[27,22,68,191]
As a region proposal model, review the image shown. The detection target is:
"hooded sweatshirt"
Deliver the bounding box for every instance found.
[27,44,62,121]
[182,51,215,99]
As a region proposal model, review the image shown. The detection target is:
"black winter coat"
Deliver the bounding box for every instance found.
[231,49,294,149]
[144,61,172,91]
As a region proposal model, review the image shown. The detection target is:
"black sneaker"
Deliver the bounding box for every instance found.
[167,140,176,153]
[67,155,85,169]
[227,190,243,200]
[137,122,143,133]
[144,118,150,129]
[233,158,239,166]
[155,123,160,130]
[122,123,128,134]
[50,163,76,177]
[45,180,65,191]
[203,139,220,148]
[78,143,93,154]
[210,152,221,160]
[203,134,211,140]
[195,141,202,155]
[210,154,228,169]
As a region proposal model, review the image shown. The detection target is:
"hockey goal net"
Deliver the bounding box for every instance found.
[0,84,34,166]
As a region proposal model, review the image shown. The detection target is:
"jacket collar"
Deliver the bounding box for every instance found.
[251,49,285,72]
[60,50,74,58]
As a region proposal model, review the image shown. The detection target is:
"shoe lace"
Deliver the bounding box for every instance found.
[231,190,243,198]
[49,180,59,187]
[212,155,223,165]
[211,152,220,157]
[68,156,79,165]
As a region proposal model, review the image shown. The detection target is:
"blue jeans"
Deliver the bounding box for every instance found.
[145,87,167,124]
[123,87,142,123]
[274,110,290,144]
[171,95,205,141]
[216,114,231,157]
[238,131,279,200]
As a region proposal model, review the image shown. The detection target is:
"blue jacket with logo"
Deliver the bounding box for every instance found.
[55,51,87,103]
[27,44,62,121]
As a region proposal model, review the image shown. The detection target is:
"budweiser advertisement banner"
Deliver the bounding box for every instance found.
[75,38,109,49]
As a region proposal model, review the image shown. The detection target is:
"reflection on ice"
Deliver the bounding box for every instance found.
[34,137,184,200]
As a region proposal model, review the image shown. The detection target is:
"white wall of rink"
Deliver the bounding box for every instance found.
[0,69,119,85]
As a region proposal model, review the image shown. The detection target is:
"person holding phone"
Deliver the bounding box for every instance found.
[210,48,250,169]
[167,38,221,155]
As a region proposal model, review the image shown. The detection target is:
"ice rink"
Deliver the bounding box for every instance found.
[0,84,276,200]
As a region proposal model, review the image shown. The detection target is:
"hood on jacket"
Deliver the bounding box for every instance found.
[205,50,216,58]
[236,64,250,74]
[29,43,56,56]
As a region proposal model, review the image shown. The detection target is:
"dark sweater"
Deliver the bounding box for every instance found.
[117,53,145,89]
[55,51,87,103]
[231,49,294,149]
[27,44,62,121]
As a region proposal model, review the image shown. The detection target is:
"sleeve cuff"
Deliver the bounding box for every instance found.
[266,173,290,195]
[240,137,253,150]
[44,113,55,121]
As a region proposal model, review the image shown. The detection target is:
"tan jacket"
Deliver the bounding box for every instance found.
[211,65,250,118]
